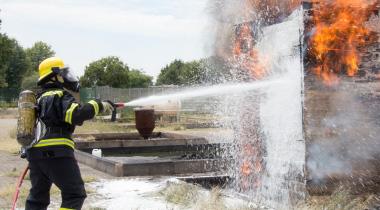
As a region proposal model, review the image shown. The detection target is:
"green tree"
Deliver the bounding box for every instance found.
[0,33,15,88]
[180,59,208,86]
[25,41,55,74]
[156,59,221,86]
[129,69,153,88]
[156,59,185,85]
[21,71,39,90]
[6,39,31,89]
[80,56,130,88]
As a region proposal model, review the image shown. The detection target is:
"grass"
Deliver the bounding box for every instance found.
[0,108,18,118]
[9,127,17,139]
[298,188,372,210]
[2,168,30,180]
[159,182,372,210]
[82,136,96,141]
[0,181,31,209]
[75,120,132,134]
[158,181,202,207]
[0,180,93,210]
[158,181,261,210]
[82,175,99,183]
[156,123,187,131]
[173,125,186,131]
[0,125,21,153]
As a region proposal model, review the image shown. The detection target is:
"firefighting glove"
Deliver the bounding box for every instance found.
[101,101,115,114]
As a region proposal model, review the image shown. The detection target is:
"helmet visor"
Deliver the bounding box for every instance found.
[52,66,79,83]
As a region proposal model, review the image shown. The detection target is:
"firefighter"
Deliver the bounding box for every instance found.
[25,57,114,210]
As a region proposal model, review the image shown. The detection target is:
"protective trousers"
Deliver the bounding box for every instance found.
[25,157,87,210]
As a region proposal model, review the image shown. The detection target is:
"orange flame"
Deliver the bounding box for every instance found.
[316,66,339,86]
[309,0,378,85]
[241,139,262,189]
[233,22,271,80]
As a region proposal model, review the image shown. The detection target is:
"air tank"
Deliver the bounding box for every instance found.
[16,90,37,148]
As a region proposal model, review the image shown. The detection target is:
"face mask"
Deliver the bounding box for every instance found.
[52,66,80,92]
[63,80,80,93]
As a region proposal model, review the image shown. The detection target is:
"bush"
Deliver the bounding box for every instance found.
[119,106,135,118]
[21,72,39,90]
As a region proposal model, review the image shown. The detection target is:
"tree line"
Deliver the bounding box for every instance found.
[0,35,155,90]
[155,57,232,86]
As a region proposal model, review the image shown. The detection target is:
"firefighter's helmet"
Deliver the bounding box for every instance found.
[37,57,65,86]
[37,57,80,92]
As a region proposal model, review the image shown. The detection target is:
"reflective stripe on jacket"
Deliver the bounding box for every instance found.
[33,138,75,150]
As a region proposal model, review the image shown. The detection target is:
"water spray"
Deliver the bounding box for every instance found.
[114,79,290,108]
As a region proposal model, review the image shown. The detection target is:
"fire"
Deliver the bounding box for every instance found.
[233,22,271,80]
[241,141,262,189]
[231,0,379,85]
[309,0,378,85]
[232,9,266,189]
[317,66,339,86]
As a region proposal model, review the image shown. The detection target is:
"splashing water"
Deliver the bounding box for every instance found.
[211,8,306,209]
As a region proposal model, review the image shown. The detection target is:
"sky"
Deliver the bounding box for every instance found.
[0,0,209,81]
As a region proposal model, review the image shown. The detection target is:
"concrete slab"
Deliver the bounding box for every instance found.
[74,132,226,177]
[74,149,227,177]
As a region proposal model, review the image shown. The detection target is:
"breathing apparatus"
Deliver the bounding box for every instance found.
[16,90,38,155]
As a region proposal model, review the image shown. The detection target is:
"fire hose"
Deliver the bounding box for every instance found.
[110,103,130,122]
[11,164,29,210]
[105,101,127,122]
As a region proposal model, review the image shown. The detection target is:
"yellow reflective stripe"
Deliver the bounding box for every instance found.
[59,208,76,210]
[41,91,63,98]
[88,100,99,116]
[33,138,74,149]
[65,103,79,124]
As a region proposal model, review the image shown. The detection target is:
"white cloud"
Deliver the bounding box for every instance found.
[2,0,206,38]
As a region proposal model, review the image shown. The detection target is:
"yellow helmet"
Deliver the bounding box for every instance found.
[37,57,65,85]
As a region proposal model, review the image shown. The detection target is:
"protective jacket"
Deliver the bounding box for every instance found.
[27,82,103,159]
